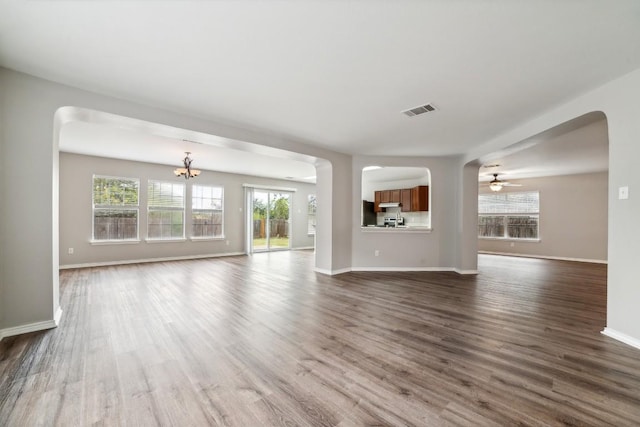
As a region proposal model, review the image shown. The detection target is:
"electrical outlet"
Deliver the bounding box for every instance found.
[619,186,629,200]
[510,242,515,247]
[226,240,230,246]
[68,248,74,255]
[374,250,380,257]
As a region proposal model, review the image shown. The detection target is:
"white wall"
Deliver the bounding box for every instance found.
[478,172,608,262]
[59,153,315,266]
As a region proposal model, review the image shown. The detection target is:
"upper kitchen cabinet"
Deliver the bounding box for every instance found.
[374,190,382,212]
[411,186,429,211]
[401,188,412,212]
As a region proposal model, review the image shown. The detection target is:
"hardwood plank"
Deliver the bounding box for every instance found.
[1,252,640,426]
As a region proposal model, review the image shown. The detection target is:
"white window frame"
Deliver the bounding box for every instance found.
[191,184,225,240]
[147,180,186,241]
[478,191,540,241]
[92,175,140,243]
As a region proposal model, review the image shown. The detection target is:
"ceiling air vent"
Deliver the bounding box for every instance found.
[402,103,437,117]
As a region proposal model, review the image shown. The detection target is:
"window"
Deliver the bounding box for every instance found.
[148,181,185,240]
[308,194,317,235]
[478,191,539,239]
[92,176,139,241]
[192,185,224,238]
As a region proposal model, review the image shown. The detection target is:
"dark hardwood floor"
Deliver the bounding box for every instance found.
[1,252,639,426]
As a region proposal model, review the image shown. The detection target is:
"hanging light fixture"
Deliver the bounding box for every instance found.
[174,152,201,179]
[489,174,503,192]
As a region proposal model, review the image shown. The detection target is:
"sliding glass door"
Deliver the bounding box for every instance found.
[249,189,291,252]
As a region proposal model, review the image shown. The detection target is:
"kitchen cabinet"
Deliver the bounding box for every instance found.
[400,189,412,212]
[411,186,429,211]
[375,186,428,212]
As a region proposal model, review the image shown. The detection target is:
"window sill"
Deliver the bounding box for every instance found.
[479,237,540,242]
[190,236,226,242]
[90,239,141,245]
[145,238,187,243]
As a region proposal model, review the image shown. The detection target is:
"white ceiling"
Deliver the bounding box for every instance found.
[363,167,430,184]
[478,116,609,182]
[60,121,317,183]
[1,1,637,177]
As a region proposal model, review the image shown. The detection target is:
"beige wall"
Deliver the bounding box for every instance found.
[351,155,459,270]
[59,153,316,266]
[478,172,608,262]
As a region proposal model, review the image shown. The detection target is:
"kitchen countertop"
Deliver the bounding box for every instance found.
[361,225,432,233]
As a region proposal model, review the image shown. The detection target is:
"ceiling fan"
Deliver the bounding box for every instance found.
[484,173,522,192]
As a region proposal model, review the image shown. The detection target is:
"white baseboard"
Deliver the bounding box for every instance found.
[351,266,456,272]
[479,251,607,264]
[317,266,477,275]
[54,306,63,326]
[292,246,314,251]
[601,327,640,350]
[314,266,352,275]
[454,269,479,275]
[59,251,245,270]
[0,309,62,341]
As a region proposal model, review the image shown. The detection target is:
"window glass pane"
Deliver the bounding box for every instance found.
[478,216,505,238]
[148,181,184,208]
[478,191,539,240]
[507,216,539,239]
[93,209,138,240]
[191,185,224,238]
[308,194,317,235]
[92,176,139,241]
[479,191,539,214]
[147,180,185,239]
[93,177,139,206]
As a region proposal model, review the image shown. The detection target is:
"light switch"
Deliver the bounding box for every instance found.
[619,186,629,200]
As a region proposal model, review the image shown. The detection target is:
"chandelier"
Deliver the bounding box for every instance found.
[173,152,201,179]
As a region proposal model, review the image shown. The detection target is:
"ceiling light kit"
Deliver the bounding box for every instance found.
[489,174,504,192]
[487,173,522,192]
[174,152,201,179]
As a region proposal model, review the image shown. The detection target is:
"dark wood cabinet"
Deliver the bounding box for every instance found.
[400,188,412,212]
[374,186,428,212]
[411,186,429,211]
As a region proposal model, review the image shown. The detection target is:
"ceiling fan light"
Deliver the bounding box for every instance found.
[489,182,503,192]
